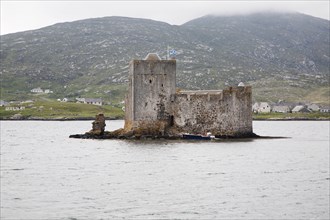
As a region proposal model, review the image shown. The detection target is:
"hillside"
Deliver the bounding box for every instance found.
[1,13,329,104]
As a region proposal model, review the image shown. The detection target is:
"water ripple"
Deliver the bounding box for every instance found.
[0,120,329,219]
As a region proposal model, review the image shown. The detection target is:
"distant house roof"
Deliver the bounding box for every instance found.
[76,98,85,102]
[292,105,304,112]
[307,103,320,111]
[292,105,311,113]
[273,105,290,113]
[84,98,102,103]
[253,102,270,107]
[31,87,43,91]
[259,102,270,108]
[276,102,296,108]
[252,102,271,113]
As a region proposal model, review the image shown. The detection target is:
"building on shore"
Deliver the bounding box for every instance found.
[76,98,103,106]
[272,105,291,113]
[252,102,271,113]
[30,88,53,94]
[0,100,9,107]
[292,105,311,113]
[31,87,44,93]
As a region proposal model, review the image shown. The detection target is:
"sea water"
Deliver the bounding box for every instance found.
[1,120,329,219]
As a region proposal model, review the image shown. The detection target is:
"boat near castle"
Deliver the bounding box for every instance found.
[182,133,213,140]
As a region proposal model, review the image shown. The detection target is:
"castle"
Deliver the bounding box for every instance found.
[124,53,253,138]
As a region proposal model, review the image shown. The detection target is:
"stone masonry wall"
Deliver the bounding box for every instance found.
[124,59,176,134]
[172,86,253,137]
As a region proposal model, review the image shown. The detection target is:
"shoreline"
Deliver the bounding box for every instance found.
[252,118,330,121]
[69,133,288,140]
[0,117,120,121]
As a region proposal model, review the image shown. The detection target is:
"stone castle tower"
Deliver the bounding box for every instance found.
[124,53,176,135]
[124,53,253,137]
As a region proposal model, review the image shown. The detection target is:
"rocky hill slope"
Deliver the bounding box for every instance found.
[1,13,329,104]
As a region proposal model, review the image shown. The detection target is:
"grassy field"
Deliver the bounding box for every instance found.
[0,100,124,120]
[1,99,329,120]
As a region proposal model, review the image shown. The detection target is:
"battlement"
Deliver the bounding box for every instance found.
[178,86,251,95]
[129,60,176,75]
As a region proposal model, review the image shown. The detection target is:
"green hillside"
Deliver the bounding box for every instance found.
[1,13,329,108]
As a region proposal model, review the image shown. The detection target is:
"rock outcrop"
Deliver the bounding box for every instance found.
[85,113,106,135]
[69,112,261,140]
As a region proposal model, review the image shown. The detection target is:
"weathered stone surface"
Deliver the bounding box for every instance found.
[124,58,176,135]
[172,87,253,136]
[124,55,253,137]
[86,113,106,135]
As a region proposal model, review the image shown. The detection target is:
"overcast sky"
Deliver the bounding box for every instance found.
[1,0,329,35]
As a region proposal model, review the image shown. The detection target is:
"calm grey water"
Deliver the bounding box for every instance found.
[1,120,329,220]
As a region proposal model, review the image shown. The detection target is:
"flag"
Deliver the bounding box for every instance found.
[169,49,177,57]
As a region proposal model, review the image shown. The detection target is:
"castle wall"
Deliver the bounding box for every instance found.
[124,59,176,134]
[172,86,253,137]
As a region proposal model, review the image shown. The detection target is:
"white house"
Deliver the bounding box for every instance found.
[75,98,103,106]
[307,103,320,112]
[84,98,102,106]
[272,105,290,113]
[31,87,44,93]
[0,100,9,106]
[292,105,311,113]
[76,98,85,103]
[5,106,25,111]
[253,102,271,113]
[252,103,259,113]
[20,100,34,104]
[320,107,330,113]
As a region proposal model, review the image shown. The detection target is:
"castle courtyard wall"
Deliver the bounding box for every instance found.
[172,86,253,137]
